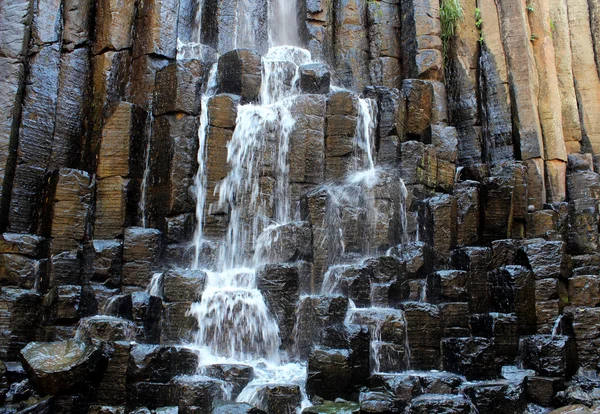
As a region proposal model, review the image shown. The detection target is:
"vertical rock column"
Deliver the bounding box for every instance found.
[7,0,63,233]
[495,0,545,211]
[527,0,567,204]
[366,0,401,89]
[549,0,582,155]
[0,0,33,231]
[334,0,370,90]
[478,0,514,163]
[445,0,483,167]
[149,60,210,264]
[567,0,600,153]
[301,0,334,63]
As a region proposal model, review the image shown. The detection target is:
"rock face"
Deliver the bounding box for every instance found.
[0,0,599,412]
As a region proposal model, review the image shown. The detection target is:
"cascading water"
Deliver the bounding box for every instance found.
[183,1,314,409]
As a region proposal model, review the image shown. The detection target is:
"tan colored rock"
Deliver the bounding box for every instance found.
[525,158,546,210]
[44,169,92,252]
[527,0,567,162]
[130,55,169,110]
[0,58,24,229]
[97,102,146,180]
[334,0,369,91]
[93,0,136,54]
[478,0,514,163]
[589,0,600,77]
[95,176,130,239]
[548,0,582,152]
[63,0,93,50]
[567,0,600,153]
[545,160,566,203]
[496,0,544,160]
[0,0,33,59]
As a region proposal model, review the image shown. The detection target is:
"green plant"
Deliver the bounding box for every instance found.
[530,33,538,41]
[475,7,483,29]
[475,7,483,44]
[549,18,556,32]
[526,1,535,12]
[440,0,465,62]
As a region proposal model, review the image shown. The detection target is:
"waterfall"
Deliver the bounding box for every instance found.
[268,0,300,47]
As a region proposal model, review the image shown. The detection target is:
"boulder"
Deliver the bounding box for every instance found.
[307,349,353,401]
[298,63,330,94]
[128,345,198,384]
[162,269,206,303]
[441,337,496,380]
[254,222,312,264]
[520,335,577,379]
[217,49,262,103]
[20,339,105,396]
[407,394,476,413]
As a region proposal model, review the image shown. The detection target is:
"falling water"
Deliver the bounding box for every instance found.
[268,0,300,47]
[191,64,218,270]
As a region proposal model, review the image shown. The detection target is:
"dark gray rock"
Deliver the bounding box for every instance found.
[441,337,496,380]
[128,344,198,384]
[20,339,105,396]
[299,63,330,94]
[217,49,262,103]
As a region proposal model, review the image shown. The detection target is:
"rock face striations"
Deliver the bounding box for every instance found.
[0,0,600,412]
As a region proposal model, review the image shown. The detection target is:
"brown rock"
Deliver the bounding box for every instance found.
[133,0,179,59]
[567,0,600,152]
[94,176,131,239]
[548,0,582,152]
[216,49,262,103]
[93,0,136,54]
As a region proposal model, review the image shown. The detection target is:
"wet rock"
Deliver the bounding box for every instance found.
[320,323,370,384]
[160,301,198,344]
[455,181,481,246]
[202,364,253,399]
[462,380,526,414]
[96,341,131,405]
[127,381,174,409]
[363,87,401,165]
[20,339,105,396]
[213,402,266,414]
[526,376,564,407]
[259,384,302,414]
[162,269,206,303]
[470,313,519,365]
[359,389,403,413]
[441,337,496,380]
[254,222,312,264]
[133,0,179,59]
[568,198,600,255]
[452,247,492,314]
[217,49,262,103]
[0,253,43,289]
[520,335,577,379]
[128,345,198,384]
[257,263,302,347]
[307,348,353,401]
[0,288,41,360]
[42,169,93,253]
[491,239,521,268]
[347,307,409,372]
[426,270,468,303]
[325,91,359,180]
[439,302,470,337]
[520,239,568,280]
[407,394,476,414]
[154,61,205,116]
[389,242,435,279]
[333,0,369,90]
[401,302,441,369]
[94,176,132,239]
[91,240,123,288]
[566,171,600,201]
[568,275,600,307]
[303,401,359,413]
[42,285,81,325]
[364,255,409,308]
[122,227,163,288]
[76,316,136,343]
[131,292,162,343]
[93,0,136,53]
[299,63,330,94]
[400,80,433,143]
[419,194,457,266]
[294,295,348,358]
[208,94,241,129]
[172,375,227,413]
[8,44,61,234]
